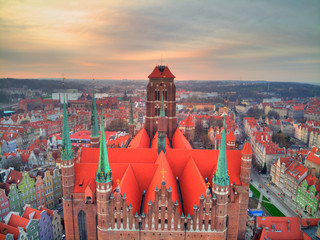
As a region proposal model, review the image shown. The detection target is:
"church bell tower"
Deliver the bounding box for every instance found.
[145,65,177,140]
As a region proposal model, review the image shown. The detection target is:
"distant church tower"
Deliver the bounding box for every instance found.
[145,65,177,140]
[90,85,100,148]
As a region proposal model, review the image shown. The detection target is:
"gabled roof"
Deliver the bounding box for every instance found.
[172,128,192,149]
[118,165,141,215]
[39,206,54,219]
[179,156,207,215]
[148,66,162,78]
[128,128,150,148]
[306,152,320,166]
[285,163,308,180]
[6,170,23,185]
[143,152,181,214]
[151,132,171,150]
[76,146,243,216]
[22,207,42,220]
[8,214,29,230]
[0,222,20,240]
[148,66,175,78]
[161,66,175,78]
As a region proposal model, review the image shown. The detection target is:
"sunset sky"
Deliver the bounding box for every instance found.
[1,0,319,82]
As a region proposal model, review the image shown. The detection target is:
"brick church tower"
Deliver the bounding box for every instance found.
[90,85,100,148]
[145,65,177,140]
[96,112,113,238]
[212,119,229,235]
[61,95,76,239]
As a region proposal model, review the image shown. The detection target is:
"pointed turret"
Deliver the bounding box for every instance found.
[129,100,134,125]
[158,93,167,155]
[96,111,112,183]
[61,92,75,238]
[61,94,73,160]
[90,84,100,147]
[129,100,135,139]
[212,118,229,186]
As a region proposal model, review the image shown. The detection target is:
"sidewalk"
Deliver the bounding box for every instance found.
[257,173,309,218]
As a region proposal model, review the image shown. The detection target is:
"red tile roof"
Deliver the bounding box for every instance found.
[161,66,175,78]
[148,66,175,78]
[128,128,150,148]
[306,152,320,166]
[242,142,252,155]
[172,128,192,149]
[8,214,29,230]
[39,206,54,219]
[256,216,302,240]
[143,152,181,214]
[148,66,162,78]
[118,165,142,215]
[185,116,194,127]
[22,207,42,220]
[179,156,207,215]
[226,131,236,141]
[151,132,171,150]
[285,163,308,180]
[0,222,20,240]
[76,147,243,216]
[5,170,23,185]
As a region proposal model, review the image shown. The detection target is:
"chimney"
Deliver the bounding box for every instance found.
[287,220,290,232]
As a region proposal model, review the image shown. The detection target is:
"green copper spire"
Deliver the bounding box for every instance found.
[96,111,112,183]
[129,100,134,125]
[158,93,166,155]
[160,93,165,117]
[212,118,229,186]
[61,94,74,160]
[90,85,99,138]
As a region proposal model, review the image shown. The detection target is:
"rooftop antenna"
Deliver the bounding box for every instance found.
[161,54,163,65]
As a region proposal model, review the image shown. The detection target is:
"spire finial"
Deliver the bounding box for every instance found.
[129,99,134,125]
[96,106,112,183]
[212,115,229,187]
[61,79,73,161]
[90,82,99,138]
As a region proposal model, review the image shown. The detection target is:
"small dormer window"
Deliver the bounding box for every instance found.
[79,179,84,187]
[86,196,91,204]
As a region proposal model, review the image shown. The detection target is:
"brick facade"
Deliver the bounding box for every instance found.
[145,66,177,140]
[62,66,252,240]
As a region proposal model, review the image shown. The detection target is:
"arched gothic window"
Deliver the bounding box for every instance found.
[78,210,87,240]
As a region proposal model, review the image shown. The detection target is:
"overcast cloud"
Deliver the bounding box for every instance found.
[0,0,319,82]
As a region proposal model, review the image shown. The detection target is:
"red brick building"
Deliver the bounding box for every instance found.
[61,66,252,240]
[145,65,177,140]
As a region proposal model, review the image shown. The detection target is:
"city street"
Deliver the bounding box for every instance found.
[250,169,297,217]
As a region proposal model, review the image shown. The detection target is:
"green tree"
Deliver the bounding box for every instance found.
[262,162,267,174]
[247,108,265,119]
[267,110,280,120]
